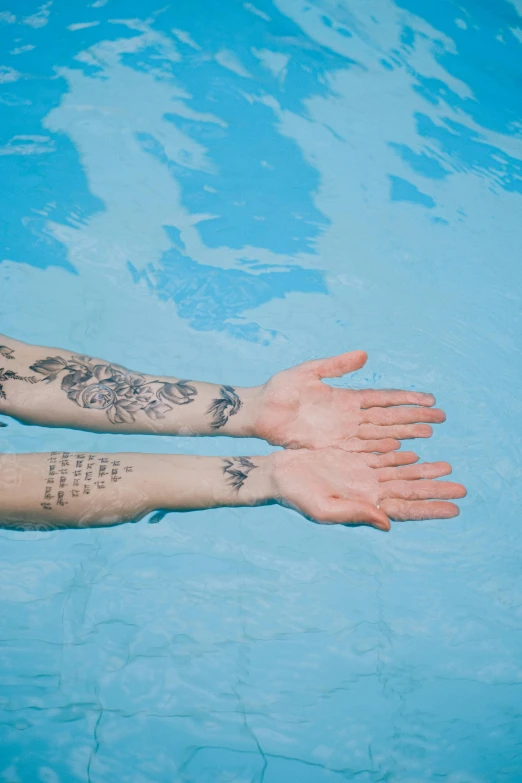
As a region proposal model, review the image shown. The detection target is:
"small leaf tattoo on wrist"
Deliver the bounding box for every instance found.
[207,385,242,430]
[28,354,198,425]
[222,457,257,491]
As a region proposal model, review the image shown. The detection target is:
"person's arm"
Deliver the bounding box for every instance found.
[0,449,466,532]
[0,450,274,530]
[0,335,258,437]
[0,335,445,451]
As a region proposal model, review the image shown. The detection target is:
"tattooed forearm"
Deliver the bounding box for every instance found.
[0,345,38,401]
[28,354,197,425]
[222,456,257,491]
[1,343,248,438]
[40,451,134,512]
[207,385,242,430]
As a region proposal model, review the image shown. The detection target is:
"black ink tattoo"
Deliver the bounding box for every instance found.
[40,452,133,512]
[0,344,38,401]
[0,369,38,400]
[207,385,242,430]
[0,346,15,360]
[29,355,197,425]
[222,456,257,491]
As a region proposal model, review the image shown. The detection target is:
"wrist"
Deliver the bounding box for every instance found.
[224,385,264,438]
[144,454,276,512]
[229,454,277,507]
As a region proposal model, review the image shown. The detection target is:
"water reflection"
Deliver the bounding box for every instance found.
[415,113,522,194]
[1,0,520,337]
[128,226,327,342]
[1,2,522,781]
[396,0,522,134]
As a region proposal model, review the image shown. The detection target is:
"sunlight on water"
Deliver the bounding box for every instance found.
[1,0,522,780]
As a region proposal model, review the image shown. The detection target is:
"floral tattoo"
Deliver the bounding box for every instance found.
[29,354,197,425]
[207,385,242,430]
[0,345,38,403]
[222,457,257,491]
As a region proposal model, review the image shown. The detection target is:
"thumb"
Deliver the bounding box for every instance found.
[303,350,368,379]
[327,499,391,531]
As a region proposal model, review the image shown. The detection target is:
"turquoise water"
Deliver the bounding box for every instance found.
[1,0,522,780]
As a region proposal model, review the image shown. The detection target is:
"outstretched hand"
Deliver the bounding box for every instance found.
[254,351,445,452]
[271,448,466,531]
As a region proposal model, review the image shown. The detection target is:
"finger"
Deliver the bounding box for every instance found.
[358,423,433,440]
[381,479,467,501]
[361,406,446,425]
[311,498,390,531]
[377,461,452,482]
[359,389,436,408]
[303,350,368,379]
[341,437,401,453]
[380,499,461,521]
[364,451,420,468]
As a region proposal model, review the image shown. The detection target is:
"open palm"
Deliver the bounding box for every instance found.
[272,448,466,530]
[255,351,445,452]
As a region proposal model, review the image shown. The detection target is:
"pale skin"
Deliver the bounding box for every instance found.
[0,336,443,450]
[253,351,444,451]
[0,334,466,531]
[0,450,465,532]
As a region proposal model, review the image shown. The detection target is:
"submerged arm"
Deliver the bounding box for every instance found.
[0,449,466,532]
[0,334,446,452]
[0,451,274,530]
[0,334,259,437]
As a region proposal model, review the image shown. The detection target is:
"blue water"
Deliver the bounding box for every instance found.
[1,0,522,780]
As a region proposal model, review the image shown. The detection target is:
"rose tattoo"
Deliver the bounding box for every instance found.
[30,355,197,425]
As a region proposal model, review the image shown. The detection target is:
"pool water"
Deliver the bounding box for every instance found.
[1,0,522,780]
